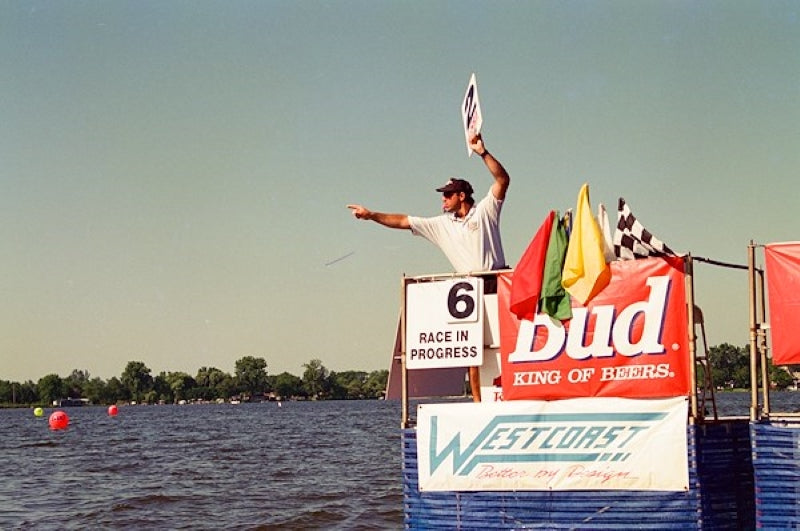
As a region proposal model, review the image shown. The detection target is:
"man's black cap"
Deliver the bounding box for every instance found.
[436,178,473,195]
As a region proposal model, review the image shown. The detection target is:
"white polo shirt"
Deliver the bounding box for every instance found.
[408,188,506,273]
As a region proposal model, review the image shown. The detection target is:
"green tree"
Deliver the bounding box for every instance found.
[708,343,750,389]
[143,390,159,404]
[64,369,90,398]
[327,371,347,399]
[272,372,303,399]
[769,363,794,390]
[331,370,368,399]
[214,374,238,400]
[0,380,13,403]
[732,364,751,389]
[121,361,153,402]
[195,366,230,400]
[196,366,226,387]
[364,369,389,398]
[235,356,269,397]
[37,374,65,405]
[83,377,109,404]
[19,381,39,404]
[302,359,330,399]
[153,372,172,403]
[0,380,33,404]
[166,371,196,403]
[99,376,125,403]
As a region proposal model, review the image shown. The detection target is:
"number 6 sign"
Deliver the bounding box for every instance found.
[405,277,485,370]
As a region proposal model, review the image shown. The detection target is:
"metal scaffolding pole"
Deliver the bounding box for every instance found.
[685,255,699,422]
[748,242,760,421]
[401,275,410,429]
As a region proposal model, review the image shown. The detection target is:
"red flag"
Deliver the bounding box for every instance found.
[765,242,800,365]
[509,211,555,321]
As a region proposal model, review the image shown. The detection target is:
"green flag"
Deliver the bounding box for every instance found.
[539,212,572,320]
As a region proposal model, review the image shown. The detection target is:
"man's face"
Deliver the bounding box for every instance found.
[441,191,464,213]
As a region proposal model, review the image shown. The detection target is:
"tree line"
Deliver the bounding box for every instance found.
[2,344,796,407]
[0,356,389,406]
[702,343,797,390]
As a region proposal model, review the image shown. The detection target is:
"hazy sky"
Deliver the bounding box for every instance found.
[2,1,798,382]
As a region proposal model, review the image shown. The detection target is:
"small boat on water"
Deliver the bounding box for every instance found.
[54,398,89,407]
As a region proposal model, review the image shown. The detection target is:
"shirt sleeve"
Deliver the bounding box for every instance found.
[408,215,443,243]
[479,187,503,219]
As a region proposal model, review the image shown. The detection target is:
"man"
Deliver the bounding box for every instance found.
[347,132,510,401]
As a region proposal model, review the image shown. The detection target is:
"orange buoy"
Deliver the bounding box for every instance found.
[108,404,118,416]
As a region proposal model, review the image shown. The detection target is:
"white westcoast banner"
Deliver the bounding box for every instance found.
[405,277,484,369]
[416,397,689,492]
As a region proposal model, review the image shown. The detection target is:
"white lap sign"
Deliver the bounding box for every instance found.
[462,73,482,156]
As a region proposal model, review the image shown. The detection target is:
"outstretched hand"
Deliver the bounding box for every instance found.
[347,204,371,220]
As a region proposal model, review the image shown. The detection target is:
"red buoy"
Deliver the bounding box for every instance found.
[48,410,69,430]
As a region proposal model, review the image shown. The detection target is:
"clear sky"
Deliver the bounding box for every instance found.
[2,1,798,383]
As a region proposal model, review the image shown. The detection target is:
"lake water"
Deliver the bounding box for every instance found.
[1,400,403,530]
[2,392,799,529]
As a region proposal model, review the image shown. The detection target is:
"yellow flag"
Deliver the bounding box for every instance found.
[561,183,611,305]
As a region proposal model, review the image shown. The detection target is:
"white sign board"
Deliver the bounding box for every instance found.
[461,72,482,156]
[417,397,689,492]
[405,278,484,369]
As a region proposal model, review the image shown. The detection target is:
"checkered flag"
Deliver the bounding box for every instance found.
[613,198,675,260]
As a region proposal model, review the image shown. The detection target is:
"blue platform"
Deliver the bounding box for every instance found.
[403,420,754,529]
[751,419,800,529]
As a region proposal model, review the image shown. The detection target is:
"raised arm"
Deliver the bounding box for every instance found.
[347,204,411,230]
[469,133,510,201]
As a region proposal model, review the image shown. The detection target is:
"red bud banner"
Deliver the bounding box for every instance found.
[499,256,690,400]
[764,242,800,365]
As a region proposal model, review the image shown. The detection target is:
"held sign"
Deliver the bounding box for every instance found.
[461,72,482,156]
[406,278,484,369]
